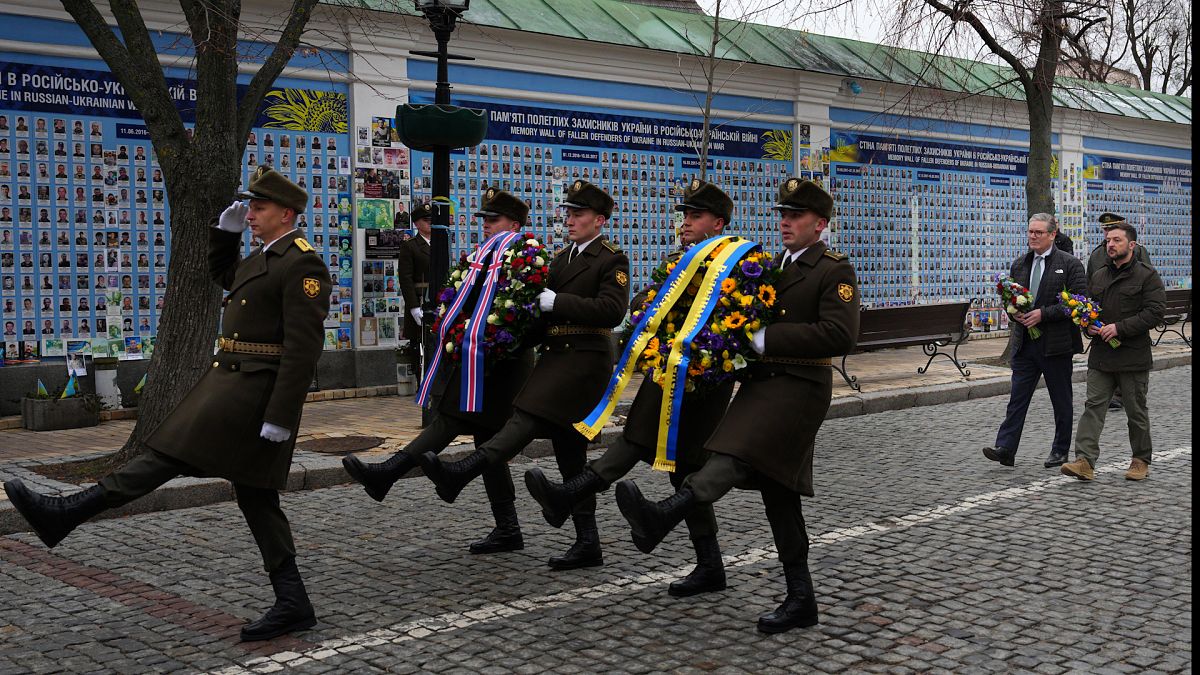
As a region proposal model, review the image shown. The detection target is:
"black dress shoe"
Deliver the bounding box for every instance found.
[757,563,819,633]
[1108,398,1124,409]
[547,514,603,570]
[1043,451,1069,468]
[240,558,317,642]
[982,446,1016,467]
[468,500,523,554]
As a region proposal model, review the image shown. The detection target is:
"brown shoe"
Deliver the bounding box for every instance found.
[1124,458,1149,481]
[1060,458,1094,481]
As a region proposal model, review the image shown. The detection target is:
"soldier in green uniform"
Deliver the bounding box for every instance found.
[522,178,737,595]
[398,203,432,355]
[417,180,630,570]
[615,179,860,633]
[4,167,331,642]
[342,189,536,554]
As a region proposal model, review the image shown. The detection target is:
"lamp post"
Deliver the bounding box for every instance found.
[411,0,472,424]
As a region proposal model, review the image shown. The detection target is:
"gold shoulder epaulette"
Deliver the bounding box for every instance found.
[602,239,621,254]
[294,237,315,253]
[823,249,848,261]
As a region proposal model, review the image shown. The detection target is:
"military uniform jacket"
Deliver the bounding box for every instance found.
[623,248,733,466]
[1007,247,1087,359]
[1087,258,1165,372]
[1087,241,1150,282]
[704,242,859,495]
[513,236,629,427]
[397,235,430,341]
[148,227,331,490]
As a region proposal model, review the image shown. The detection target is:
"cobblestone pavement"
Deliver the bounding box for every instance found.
[0,367,1191,674]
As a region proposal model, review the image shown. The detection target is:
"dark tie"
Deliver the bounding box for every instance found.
[567,245,579,265]
[780,254,793,270]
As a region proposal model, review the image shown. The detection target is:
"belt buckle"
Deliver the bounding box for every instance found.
[548,326,560,336]
[218,337,232,351]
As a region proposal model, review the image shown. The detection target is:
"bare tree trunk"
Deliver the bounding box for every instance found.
[697,0,721,182]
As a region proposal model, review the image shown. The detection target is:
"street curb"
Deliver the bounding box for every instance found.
[1,354,1189,536]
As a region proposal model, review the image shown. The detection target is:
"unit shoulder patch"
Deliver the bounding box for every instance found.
[837,283,854,303]
[294,237,315,253]
[302,277,322,298]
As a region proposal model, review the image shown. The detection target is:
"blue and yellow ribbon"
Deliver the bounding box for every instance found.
[654,237,758,471]
[573,236,731,443]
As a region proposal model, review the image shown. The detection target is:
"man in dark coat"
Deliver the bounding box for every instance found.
[614,179,860,633]
[1085,212,1152,410]
[522,178,736,595]
[1061,222,1165,482]
[342,189,536,554]
[398,203,432,351]
[417,180,630,569]
[4,167,330,642]
[982,213,1088,469]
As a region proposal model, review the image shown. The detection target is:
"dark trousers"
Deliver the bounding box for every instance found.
[995,342,1075,454]
[98,450,296,574]
[396,413,515,504]
[590,435,717,538]
[683,453,809,565]
[478,409,595,517]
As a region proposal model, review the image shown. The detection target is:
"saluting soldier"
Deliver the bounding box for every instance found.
[343,189,536,554]
[397,203,432,352]
[614,179,860,633]
[523,178,737,595]
[4,167,331,642]
[418,180,630,570]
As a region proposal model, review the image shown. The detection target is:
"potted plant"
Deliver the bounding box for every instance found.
[21,378,102,432]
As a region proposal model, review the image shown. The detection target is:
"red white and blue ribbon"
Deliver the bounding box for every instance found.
[459,230,521,412]
[415,231,519,411]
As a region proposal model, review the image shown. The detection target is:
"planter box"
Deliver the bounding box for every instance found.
[21,397,101,432]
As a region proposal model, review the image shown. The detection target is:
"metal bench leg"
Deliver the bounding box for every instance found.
[833,353,860,391]
[918,340,970,378]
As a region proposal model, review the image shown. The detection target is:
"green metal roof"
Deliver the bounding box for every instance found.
[332,0,1191,125]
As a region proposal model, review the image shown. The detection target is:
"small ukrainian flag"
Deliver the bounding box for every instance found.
[60,375,79,399]
[36,379,49,398]
[134,373,147,395]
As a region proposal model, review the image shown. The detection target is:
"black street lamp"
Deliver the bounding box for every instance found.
[399,0,486,423]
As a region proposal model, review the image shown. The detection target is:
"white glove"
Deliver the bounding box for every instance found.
[750,328,766,355]
[538,289,556,312]
[217,201,249,233]
[410,307,423,326]
[259,422,291,443]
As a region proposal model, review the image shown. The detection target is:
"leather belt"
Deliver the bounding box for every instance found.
[760,356,831,367]
[546,325,612,337]
[217,337,283,356]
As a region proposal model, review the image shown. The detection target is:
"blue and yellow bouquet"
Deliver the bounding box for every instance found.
[1059,290,1121,348]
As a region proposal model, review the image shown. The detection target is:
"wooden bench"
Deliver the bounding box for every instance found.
[1153,288,1191,347]
[834,301,973,391]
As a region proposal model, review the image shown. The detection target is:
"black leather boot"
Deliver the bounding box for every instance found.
[615,480,694,554]
[757,562,819,633]
[525,467,606,529]
[341,452,416,502]
[3,480,107,548]
[668,535,727,597]
[469,500,524,554]
[548,514,603,570]
[240,557,318,642]
[418,450,489,504]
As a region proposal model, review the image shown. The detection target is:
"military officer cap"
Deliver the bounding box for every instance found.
[473,187,529,224]
[1098,212,1126,228]
[562,179,614,218]
[772,177,834,220]
[675,178,733,223]
[237,166,308,213]
[410,203,433,222]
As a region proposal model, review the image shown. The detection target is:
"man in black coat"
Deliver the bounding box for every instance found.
[982,213,1087,469]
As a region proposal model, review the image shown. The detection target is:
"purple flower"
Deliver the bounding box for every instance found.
[438,288,455,303]
[495,329,514,344]
[740,260,763,278]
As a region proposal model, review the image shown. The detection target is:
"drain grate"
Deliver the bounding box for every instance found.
[296,435,384,454]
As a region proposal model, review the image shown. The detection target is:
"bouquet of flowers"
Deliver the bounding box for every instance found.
[629,239,780,393]
[1059,290,1121,348]
[995,273,1041,339]
[431,233,550,361]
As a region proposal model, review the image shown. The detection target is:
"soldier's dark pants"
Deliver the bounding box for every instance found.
[683,453,809,565]
[591,435,717,538]
[98,449,297,573]
[477,409,595,517]
[405,414,515,504]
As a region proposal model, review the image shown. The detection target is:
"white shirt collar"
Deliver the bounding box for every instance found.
[262,228,298,252]
[420,234,431,245]
[784,246,811,266]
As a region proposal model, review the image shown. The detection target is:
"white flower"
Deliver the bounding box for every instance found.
[454,281,463,290]
[487,313,502,325]
[1006,306,1017,315]
[510,280,524,291]
[534,256,545,267]
[732,354,748,370]
[1015,295,1029,306]
[445,343,454,353]
[504,299,515,308]
[451,269,462,280]
[525,238,539,246]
